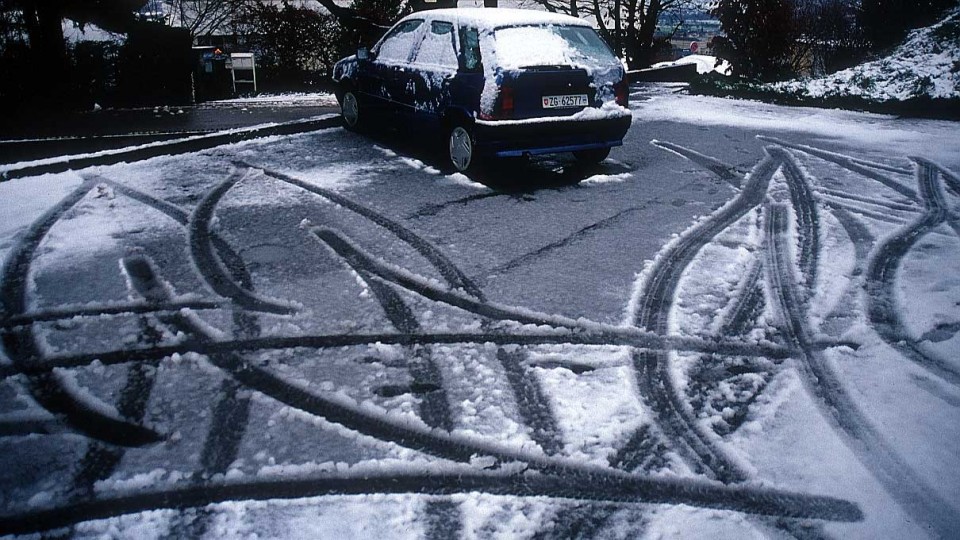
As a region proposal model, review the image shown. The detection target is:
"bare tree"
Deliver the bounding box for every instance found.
[712,0,796,80]
[520,0,708,68]
[793,0,864,76]
[166,0,253,37]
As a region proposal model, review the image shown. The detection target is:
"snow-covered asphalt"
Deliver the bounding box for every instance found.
[0,85,958,538]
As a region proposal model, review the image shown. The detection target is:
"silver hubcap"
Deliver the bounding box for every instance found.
[343,92,359,127]
[449,127,473,172]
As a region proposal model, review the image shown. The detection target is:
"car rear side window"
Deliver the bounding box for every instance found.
[377,19,423,63]
[459,26,481,72]
[413,21,458,69]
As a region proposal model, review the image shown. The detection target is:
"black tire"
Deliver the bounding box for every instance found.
[341,90,361,132]
[448,124,478,173]
[573,147,611,164]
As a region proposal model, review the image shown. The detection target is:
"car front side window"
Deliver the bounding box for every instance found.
[413,21,458,69]
[376,19,424,63]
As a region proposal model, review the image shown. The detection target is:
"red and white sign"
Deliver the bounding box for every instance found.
[690,41,699,53]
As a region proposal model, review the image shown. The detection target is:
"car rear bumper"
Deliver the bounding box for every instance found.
[473,115,632,157]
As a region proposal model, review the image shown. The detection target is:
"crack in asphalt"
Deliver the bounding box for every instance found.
[474,206,645,283]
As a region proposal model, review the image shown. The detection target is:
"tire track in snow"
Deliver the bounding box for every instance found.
[124,344,863,522]
[0,174,273,454]
[68,256,172,504]
[0,178,162,447]
[769,147,820,292]
[631,144,834,539]
[283,167,567,530]
[542,423,672,540]
[61,173,274,536]
[608,423,672,473]
[756,136,917,200]
[939,165,960,198]
[496,348,564,455]
[689,250,829,540]
[69,361,156,495]
[815,188,920,214]
[10,328,794,379]
[533,502,628,540]
[686,257,775,439]
[87,179,270,506]
[0,155,868,535]
[629,150,781,484]
[764,202,960,539]
[824,202,911,226]
[422,499,463,540]
[0,466,863,536]
[283,170,566,456]
[312,228,565,455]
[364,277,454,432]
[721,258,767,337]
[865,159,960,387]
[9,308,858,530]
[307,227,787,360]
[816,194,918,222]
[325,229,462,537]
[0,300,222,331]
[118,254,256,539]
[248,163,800,481]
[285,169,567,467]
[650,140,745,188]
[188,168,298,315]
[327,234,454,431]
[238,161,484,299]
[819,206,874,332]
[95,175,267,341]
[0,417,61,437]
[260,161,573,523]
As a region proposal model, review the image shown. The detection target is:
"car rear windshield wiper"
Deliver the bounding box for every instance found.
[518,64,574,71]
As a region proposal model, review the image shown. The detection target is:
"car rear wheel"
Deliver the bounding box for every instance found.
[573,147,611,164]
[448,125,476,173]
[341,91,361,131]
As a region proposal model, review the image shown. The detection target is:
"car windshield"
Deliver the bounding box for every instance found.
[493,24,619,70]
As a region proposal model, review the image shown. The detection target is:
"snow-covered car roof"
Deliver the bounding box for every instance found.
[408,8,592,30]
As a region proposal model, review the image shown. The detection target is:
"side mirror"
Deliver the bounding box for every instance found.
[357,47,370,61]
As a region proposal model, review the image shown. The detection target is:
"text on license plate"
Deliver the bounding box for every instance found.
[542,94,589,108]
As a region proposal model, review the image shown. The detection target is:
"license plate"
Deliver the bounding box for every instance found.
[542,94,589,109]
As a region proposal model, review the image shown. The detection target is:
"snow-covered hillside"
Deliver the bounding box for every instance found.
[770,6,960,102]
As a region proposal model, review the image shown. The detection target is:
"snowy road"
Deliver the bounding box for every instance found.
[1,87,959,538]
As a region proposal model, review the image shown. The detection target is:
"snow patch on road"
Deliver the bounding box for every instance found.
[0,172,83,269]
[633,92,960,169]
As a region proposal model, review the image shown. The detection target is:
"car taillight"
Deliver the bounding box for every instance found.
[614,78,629,107]
[499,83,515,118]
[479,83,514,120]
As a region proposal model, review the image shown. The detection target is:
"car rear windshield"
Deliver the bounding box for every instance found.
[493,25,619,70]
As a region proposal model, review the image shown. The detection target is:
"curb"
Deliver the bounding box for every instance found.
[0,115,343,182]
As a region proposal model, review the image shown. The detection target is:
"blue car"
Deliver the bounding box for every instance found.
[332,8,632,173]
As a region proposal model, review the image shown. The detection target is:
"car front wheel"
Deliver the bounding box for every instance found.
[448,125,476,173]
[341,91,361,131]
[573,147,611,164]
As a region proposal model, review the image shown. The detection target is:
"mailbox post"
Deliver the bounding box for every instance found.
[230,53,257,95]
